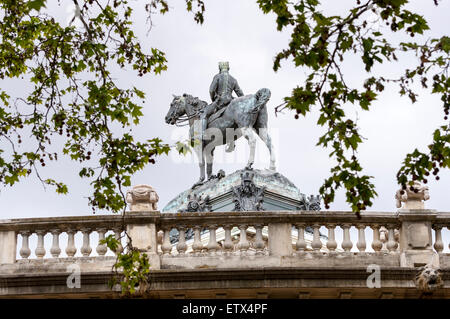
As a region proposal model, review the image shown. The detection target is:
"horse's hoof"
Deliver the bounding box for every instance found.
[269,165,276,171]
[191,181,204,189]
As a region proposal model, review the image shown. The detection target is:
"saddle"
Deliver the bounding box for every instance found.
[207,106,227,124]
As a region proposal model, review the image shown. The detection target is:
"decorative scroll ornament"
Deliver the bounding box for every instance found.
[126,184,159,211]
[181,194,212,212]
[232,169,265,211]
[395,181,430,209]
[306,195,321,211]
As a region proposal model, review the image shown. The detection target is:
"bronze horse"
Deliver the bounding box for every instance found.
[165,88,276,188]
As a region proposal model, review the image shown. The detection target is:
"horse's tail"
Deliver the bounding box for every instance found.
[251,88,271,113]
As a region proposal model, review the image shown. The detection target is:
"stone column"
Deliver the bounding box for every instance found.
[125,211,161,270]
[0,230,16,264]
[395,182,438,267]
[398,209,438,267]
[125,184,161,269]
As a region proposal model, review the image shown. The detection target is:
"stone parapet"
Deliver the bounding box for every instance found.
[0,209,449,297]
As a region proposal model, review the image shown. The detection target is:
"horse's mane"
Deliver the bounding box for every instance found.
[183,94,208,111]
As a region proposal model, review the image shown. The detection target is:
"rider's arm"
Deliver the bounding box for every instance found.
[234,80,244,97]
[209,75,219,101]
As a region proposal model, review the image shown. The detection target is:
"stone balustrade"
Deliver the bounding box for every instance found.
[0,212,159,263]
[1,210,449,298]
[0,210,449,267]
[157,211,402,255]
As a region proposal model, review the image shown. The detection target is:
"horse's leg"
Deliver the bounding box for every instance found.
[242,127,256,170]
[191,136,205,189]
[256,127,276,171]
[205,147,215,180]
[252,104,276,170]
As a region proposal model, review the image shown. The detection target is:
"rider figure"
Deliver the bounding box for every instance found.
[200,61,244,152]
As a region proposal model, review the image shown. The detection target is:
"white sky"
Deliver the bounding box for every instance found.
[0,0,449,220]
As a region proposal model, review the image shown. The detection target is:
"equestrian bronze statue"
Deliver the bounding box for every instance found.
[165,62,276,188]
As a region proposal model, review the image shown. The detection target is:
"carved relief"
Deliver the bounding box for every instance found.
[181,194,212,212]
[306,195,321,211]
[232,169,265,211]
[415,265,444,292]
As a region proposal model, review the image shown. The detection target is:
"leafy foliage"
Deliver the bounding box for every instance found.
[1,0,447,297]
[257,0,449,215]
[0,0,206,297]
[0,0,175,213]
[101,234,150,296]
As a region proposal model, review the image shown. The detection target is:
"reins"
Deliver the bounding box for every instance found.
[172,97,203,127]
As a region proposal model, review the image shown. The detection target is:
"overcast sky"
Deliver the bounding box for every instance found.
[0,0,449,220]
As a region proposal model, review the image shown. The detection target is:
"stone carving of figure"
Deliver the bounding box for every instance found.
[379,226,400,251]
[307,195,321,211]
[126,184,159,211]
[200,61,244,152]
[415,264,444,292]
[181,194,212,212]
[232,169,265,211]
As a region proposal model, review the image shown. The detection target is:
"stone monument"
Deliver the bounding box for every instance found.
[162,62,323,245]
[163,62,321,213]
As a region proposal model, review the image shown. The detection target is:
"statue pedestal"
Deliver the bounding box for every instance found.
[162,168,318,213]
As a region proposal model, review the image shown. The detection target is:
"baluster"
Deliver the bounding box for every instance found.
[254,224,265,254]
[35,230,46,258]
[113,228,123,254]
[161,228,172,255]
[434,226,444,253]
[80,228,92,257]
[371,225,382,252]
[326,224,337,252]
[296,224,307,252]
[341,224,353,252]
[356,225,366,252]
[50,229,61,258]
[19,231,31,259]
[96,228,107,256]
[237,225,250,253]
[387,226,398,253]
[223,225,233,253]
[176,227,187,255]
[66,229,77,257]
[192,226,204,254]
[448,226,450,251]
[207,225,220,254]
[311,224,322,251]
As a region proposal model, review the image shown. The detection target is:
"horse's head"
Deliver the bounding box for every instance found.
[165,94,187,125]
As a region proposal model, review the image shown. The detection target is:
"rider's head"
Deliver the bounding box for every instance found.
[218,61,230,72]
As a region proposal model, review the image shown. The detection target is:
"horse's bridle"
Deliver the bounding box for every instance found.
[170,96,202,127]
